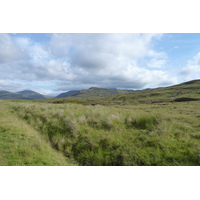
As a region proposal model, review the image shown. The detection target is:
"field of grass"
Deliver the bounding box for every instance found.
[3,99,200,166]
[0,101,75,166]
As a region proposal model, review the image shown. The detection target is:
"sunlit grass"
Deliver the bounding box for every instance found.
[0,102,75,166]
[4,100,200,166]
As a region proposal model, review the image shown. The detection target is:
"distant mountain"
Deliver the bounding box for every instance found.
[0,90,48,100]
[69,87,134,99]
[16,90,46,100]
[55,90,80,98]
[0,90,31,100]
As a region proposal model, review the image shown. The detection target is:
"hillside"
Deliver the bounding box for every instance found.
[0,90,31,100]
[99,79,200,105]
[16,90,46,100]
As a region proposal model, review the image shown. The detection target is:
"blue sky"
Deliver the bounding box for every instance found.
[0,33,200,96]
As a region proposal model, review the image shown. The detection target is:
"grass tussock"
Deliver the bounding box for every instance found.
[5,100,200,166]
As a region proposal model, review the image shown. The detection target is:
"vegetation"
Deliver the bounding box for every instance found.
[4,100,200,166]
[102,79,200,104]
[0,101,75,166]
[1,79,200,166]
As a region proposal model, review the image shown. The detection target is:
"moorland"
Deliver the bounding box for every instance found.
[1,79,200,166]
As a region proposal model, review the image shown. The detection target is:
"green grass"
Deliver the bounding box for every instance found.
[2,79,200,166]
[5,100,200,166]
[0,101,75,166]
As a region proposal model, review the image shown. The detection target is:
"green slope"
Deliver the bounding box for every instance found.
[99,79,200,105]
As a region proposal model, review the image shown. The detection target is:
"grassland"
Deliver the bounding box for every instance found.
[2,99,200,166]
[1,79,200,166]
[0,101,75,166]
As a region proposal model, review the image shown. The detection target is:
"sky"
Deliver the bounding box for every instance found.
[1,33,200,96]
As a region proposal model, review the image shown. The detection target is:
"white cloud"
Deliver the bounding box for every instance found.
[147,58,167,68]
[49,33,163,61]
[180,52,200,80]
[45,59,75,80]
[0,80,22,91]
[0,34,24,63]
[0,33,177,92]
[47,33,175,90]
[29,87,59,96]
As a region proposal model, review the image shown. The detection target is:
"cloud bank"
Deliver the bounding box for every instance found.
[0,33,178,94]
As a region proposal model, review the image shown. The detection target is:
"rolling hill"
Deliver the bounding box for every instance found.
[102,79,200,104]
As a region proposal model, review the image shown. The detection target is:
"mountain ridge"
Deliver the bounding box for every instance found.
[1,79,200,101]
[16,90,46,100]
[0,90,46,100]
[70,87,134,98]
[0,90,32,100]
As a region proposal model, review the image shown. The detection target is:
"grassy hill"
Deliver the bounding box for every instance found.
[105,79,200,104]
[81,79,200,105]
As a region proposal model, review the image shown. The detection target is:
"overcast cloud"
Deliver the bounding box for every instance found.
[1,33,194,95]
